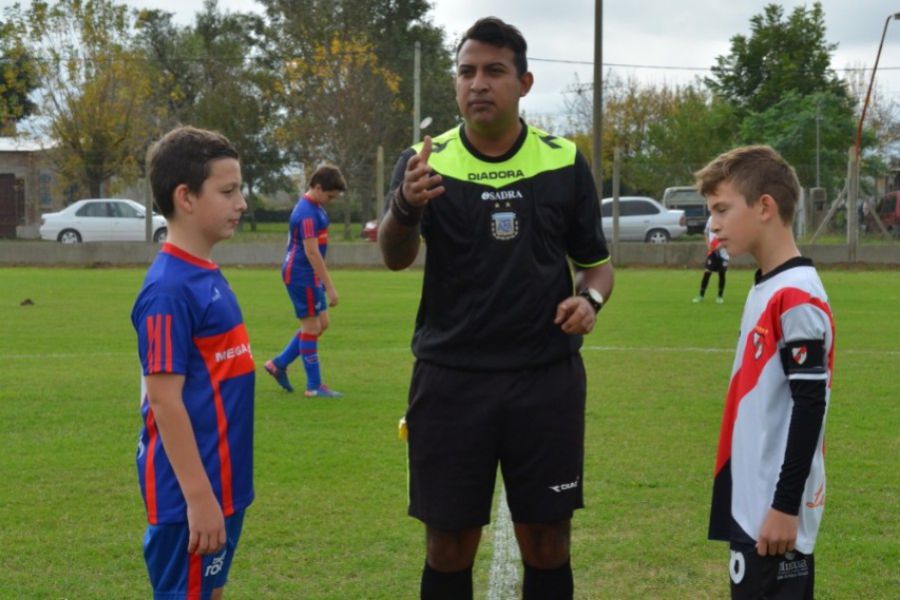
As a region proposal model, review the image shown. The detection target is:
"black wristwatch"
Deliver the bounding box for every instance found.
[577,288,604,314]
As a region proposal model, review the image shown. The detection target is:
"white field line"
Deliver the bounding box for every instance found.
[487,484,520,600]
[2,345,896,360]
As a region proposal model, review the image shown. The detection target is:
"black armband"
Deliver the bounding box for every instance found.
[389,188,423,228]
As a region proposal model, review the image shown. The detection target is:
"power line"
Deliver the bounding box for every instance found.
[528,56,900,72]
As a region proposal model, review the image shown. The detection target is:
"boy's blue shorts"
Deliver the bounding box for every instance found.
[287,284,327,319]
[143,509,245,599]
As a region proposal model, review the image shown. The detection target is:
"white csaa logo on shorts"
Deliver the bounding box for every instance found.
[205,548,228,577]
[549,476,579,493]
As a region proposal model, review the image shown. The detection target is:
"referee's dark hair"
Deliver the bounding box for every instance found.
[457,17,528,76]
[147,126,239,218]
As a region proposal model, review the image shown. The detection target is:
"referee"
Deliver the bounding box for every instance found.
[379,17,614,600]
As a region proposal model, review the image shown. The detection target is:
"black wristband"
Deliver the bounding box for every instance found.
[390,188,424,227]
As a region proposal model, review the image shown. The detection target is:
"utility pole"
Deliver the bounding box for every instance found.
[376,145,385,219]
[591,0,603,200]
[815,100,821,188]
[612,147,621,263]
[413,41,422,145]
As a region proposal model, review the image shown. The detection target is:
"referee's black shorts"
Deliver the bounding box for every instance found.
[405,354,586,531]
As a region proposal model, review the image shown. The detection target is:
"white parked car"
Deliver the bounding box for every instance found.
[39,199,168,243]
[601,196,686,243]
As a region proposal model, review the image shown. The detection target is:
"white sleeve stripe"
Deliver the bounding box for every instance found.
[788,373,829,381]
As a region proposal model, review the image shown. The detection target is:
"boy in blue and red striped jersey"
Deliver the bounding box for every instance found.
[132,126,254,600]
[697,145,835,600]
[265,164,347,398]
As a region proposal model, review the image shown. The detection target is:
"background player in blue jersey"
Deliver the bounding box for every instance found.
[132,126,255,600]
[265,164,347,397]
[379,17,614,600]
[698,146,835,599]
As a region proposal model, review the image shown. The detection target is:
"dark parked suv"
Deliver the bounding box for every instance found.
[662,186,707,234]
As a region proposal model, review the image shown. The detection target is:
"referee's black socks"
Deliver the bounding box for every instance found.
[421,561,473,600]
[523,560,574,600]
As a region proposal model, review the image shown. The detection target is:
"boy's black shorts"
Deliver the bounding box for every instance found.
[729,545,815,600]
[706,251,728,272]
[405,354,586,530]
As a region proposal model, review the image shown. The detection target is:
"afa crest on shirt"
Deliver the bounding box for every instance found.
[491,211,519,241]
[792,345,808,365]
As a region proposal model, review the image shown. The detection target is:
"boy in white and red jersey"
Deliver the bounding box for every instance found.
[693,215,730,304]
[132,126,254,600]
[696,145,835,599]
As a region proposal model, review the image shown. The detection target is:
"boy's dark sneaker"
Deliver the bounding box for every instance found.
[265,360,294,392]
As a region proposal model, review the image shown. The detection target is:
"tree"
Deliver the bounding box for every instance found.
[632,87,738,197]
[564,74,737,197]
[0,19,39,128]
[12,0,159,198]
[135,1,289,229]
[707,2,847,115]
[257,0,456,234]
[739,91,855,193]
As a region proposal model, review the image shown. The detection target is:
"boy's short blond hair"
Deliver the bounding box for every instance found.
[695,145,800,224]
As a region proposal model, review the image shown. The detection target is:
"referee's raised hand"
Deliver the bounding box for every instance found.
[401,136,445,207]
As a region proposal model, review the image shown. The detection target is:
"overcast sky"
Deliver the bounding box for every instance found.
[4,0,899,122]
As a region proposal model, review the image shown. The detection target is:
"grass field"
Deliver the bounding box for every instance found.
[1,265,897,599]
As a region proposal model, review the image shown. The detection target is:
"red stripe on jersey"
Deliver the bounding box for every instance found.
[714,287,832,475]
[154,315,163,373]
[161,243,218,271]
[146,316,156,373]
[305,287,315,315]
[302,217,315,239]
[165,315,173,373]
[193,324,254,516]
[317,228,328,245]
[187,552,203,598]
[284,242,297,285]
[145,408,159,524]
[212,382,234,514]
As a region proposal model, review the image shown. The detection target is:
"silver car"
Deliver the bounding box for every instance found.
[601,196,686,243]
[39,199,168,243]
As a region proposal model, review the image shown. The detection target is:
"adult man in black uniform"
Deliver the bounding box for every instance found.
[379,17,614,600]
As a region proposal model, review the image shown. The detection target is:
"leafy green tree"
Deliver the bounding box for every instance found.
[11,0,158,198]
[0,19,39,128]
[565,75,737,197]
[632,86,738,197]
[707,2,847,115]
[135,1,289,229]
[257,0,456,234]
[740,91,862,193]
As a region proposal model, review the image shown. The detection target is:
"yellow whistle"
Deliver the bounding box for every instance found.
[398,416,408,441]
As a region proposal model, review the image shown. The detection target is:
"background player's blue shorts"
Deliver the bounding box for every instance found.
[287,284,327,319]
[143,509,245,599]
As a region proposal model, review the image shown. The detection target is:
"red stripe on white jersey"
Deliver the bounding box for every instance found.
[714,287,832,475]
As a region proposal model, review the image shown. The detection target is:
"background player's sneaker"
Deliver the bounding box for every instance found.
[716,296,725,304]
[692,295,704,303]
[265,360,294,392]
[305,385,343,398]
